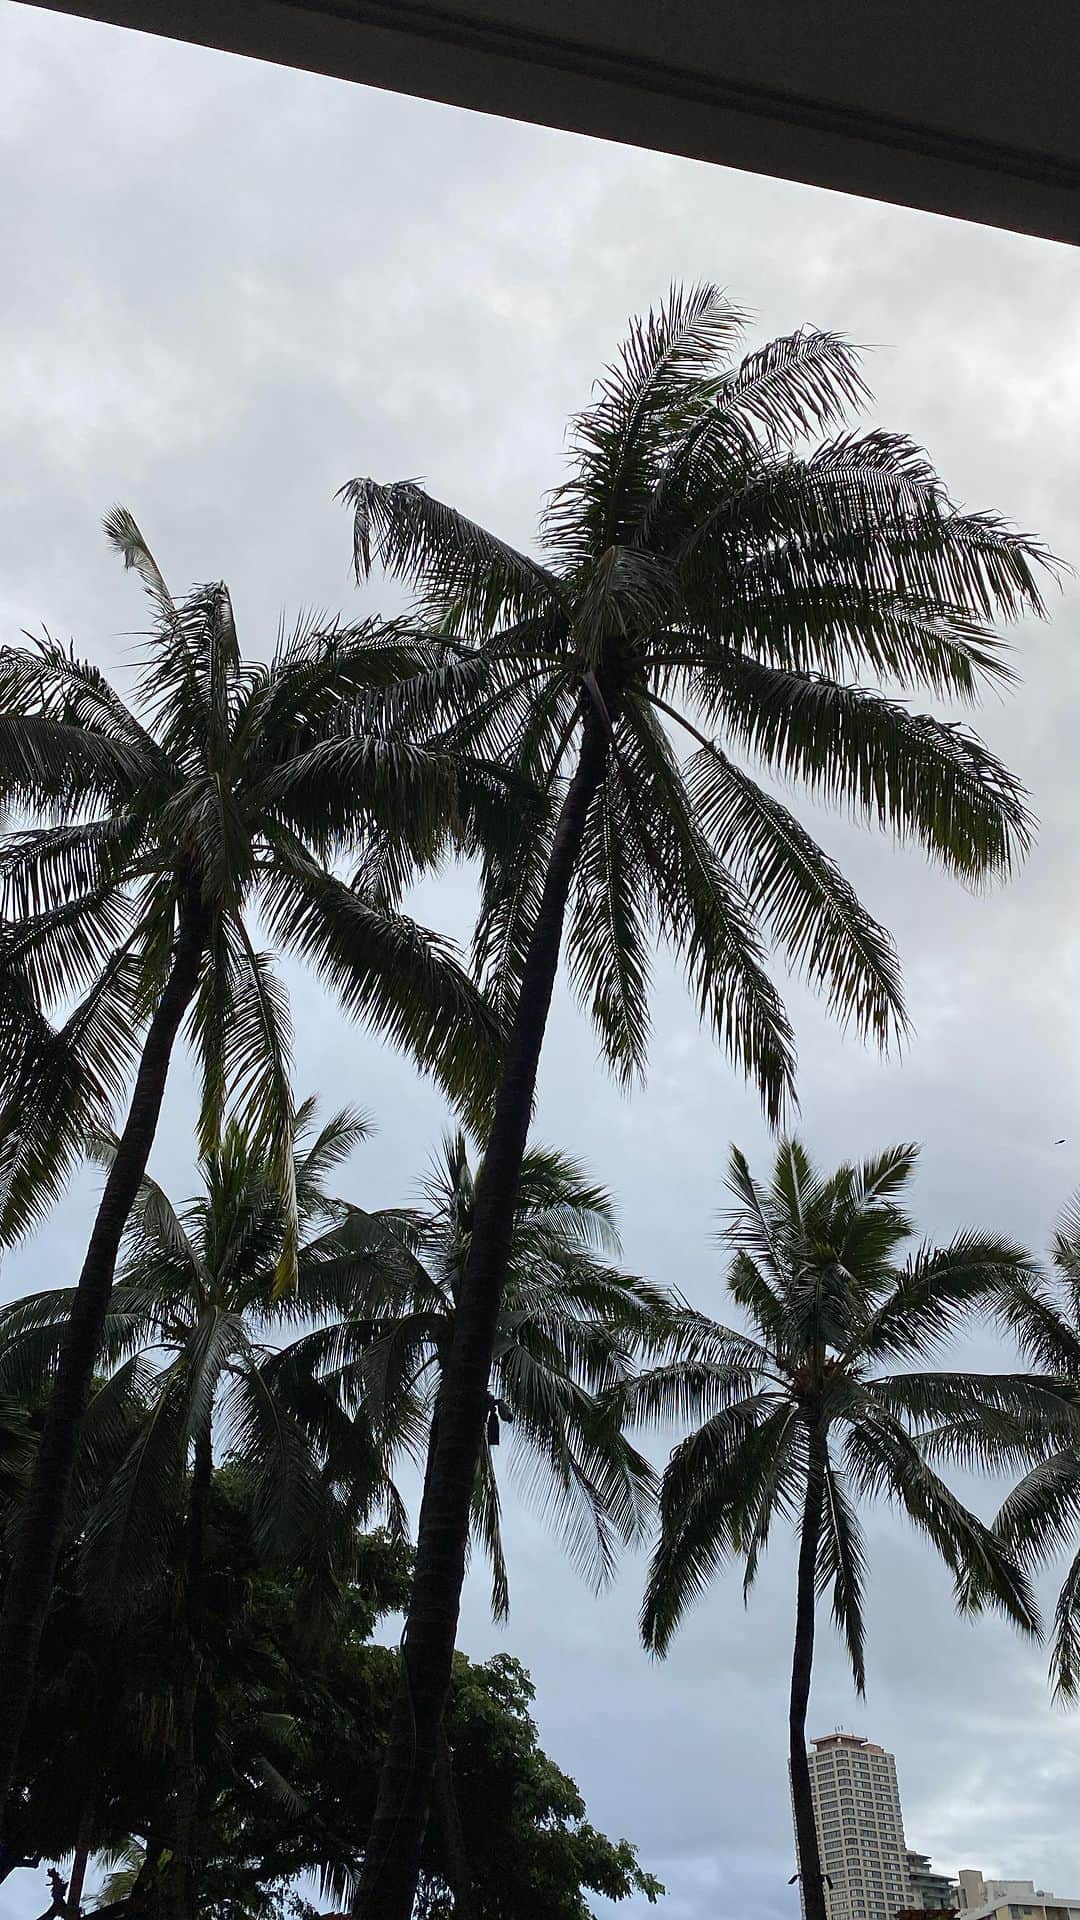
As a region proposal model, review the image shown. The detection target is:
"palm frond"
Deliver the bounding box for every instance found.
[818,1457,868,1694]
[80,1358,190,1601]
[471,1437,511,1621]
[643,1394,789,1653]
[0,887,134,1011]
[704,652,1032,882]
[1050,1544,1080,1702]
[472,779,560,1029]
[717,329,869,446]
[737,1403,804,1599]
[544,283,746,563]
[843,1413,1040,1633]
[220,1356,330,1561]
[220,925,298,1291]
[993,1270,1080,1378]
[566,774,653,1085]
[993,1451,1080,1570]
[102,505,173,608]
[609,706,796,1120]
[873,1370,1080,1467]
[340,476,560,637]
[684,739,906,1047]
[87,1124,194,1258]
[0,636,161,809]
[263,851,503,1132]
[613,1341,770,1431]
[0,943,145,1246]
[854,1235,1039,1363]
[0,818,148,922]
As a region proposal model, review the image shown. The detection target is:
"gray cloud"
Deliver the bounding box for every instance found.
[4,4,1080,1916]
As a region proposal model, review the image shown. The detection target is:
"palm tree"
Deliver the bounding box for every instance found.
[0,513,502,1812]
[984,1196,1080,1701]
[0,1101,407,1920]
[638,1137,1055,1920]
[284,1130,689,1920]
[287,1131,676,1620]
[290,1131,680,1920]
[339,283,1053,1918]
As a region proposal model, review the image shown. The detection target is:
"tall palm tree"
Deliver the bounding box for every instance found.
[0,514,502,1812]
[985,1197,1080,1702]
[286,1131,675,1620]
[339,284,1053,1918]
[288,1131,687,1920]
[638,1138,1055,1920]
[0,1101,408,1920]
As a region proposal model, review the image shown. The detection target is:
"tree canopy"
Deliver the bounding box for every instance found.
[5,1468,659,1920]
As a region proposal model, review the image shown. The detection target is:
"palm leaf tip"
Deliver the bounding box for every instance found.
[337,475,377,582]
[101,505,171,603]
[1049,1546,1080,1702]
[101,503,146,567]
[639,1566,675,1658]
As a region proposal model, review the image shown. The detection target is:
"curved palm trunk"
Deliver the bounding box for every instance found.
[353,701,609,1920]
[167,1421,213,1920]
[0,889,209,1818]
[790,1426,828,1920]
[432,1726,476,1920]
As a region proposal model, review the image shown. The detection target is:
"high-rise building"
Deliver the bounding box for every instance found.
[797,1733,913,1920]
[907,1852,959,1912]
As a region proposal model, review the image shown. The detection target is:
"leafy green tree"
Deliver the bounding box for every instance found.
[0,512,502,1816]
[0,1103,413,1918]
[4,1468,411,1920]
[5,1537,184,1908]
[339,283,1052,1917]
[638,1138,1052,1920]
[184,1625,662,1920]
[284,1131,677,1616]
[415,1652,662,1920]
[0,1367,172,1900]
[6,1470,656,1920]
[985,1196,1080,1700]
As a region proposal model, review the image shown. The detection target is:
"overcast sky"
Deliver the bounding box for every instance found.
[4,6,1080,1918]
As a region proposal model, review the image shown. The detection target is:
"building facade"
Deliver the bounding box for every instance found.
[957,1872,1080,1920]
[960,1877,1045,1912]
[959,1897,1080,1920]
[799,1733,913,1920]
[908,1852,959,1913]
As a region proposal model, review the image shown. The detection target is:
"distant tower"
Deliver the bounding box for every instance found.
[794,1732,914,1920]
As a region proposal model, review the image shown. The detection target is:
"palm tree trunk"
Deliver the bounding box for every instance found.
[0,886,209,1818]
[64,1797,95,1918]
[353,698,610,1920]
[168,1420,213,1920]
[432,1726,476,1920]
[790,1426,828,1920]
[122,1830,166,1920]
